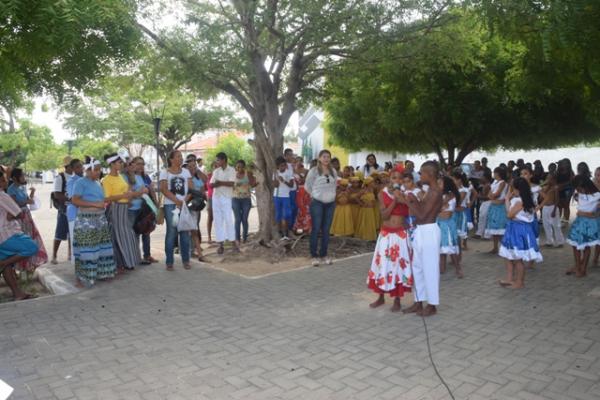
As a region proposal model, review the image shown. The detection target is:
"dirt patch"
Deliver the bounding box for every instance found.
[0,272,51,303]
[200,235,374,278]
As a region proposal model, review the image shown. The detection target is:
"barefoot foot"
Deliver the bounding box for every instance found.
[509,283,524,289]
[390,298,401,313]
[369,296,385,308]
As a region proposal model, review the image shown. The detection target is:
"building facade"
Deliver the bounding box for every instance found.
[298,106,402,168]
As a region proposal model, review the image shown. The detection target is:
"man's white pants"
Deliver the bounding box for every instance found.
[542,206,564,246]
[412,223,441,305]
[476,200,491,237]
[213,196,235,242]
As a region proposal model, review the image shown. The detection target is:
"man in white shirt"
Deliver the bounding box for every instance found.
[51,156,74,264]
[210,152,237,254]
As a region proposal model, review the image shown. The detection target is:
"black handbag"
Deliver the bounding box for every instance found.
[188,189,206,212]
[134,202,157,235]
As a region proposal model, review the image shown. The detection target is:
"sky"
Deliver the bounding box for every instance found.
[28,97,71,143]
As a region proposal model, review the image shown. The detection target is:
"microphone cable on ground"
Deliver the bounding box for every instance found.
[421,313,456,400]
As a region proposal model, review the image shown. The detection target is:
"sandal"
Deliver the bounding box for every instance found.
[217,245,224,255]
[145,256,158,263]
[166,265,174,271]
[198,255,207,262]
[184,263,192,270]
[498,280,512,287]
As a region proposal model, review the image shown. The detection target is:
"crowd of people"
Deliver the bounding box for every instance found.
[0,150,598,309]
[363,157,600,316]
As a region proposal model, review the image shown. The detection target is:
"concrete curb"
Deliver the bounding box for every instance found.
[36,265,80,296]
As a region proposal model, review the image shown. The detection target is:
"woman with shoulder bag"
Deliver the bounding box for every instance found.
[185,154,208,262]
[160,150,194,270]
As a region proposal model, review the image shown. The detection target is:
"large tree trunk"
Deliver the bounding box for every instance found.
[251,119,284,243]
[454,140,476,167]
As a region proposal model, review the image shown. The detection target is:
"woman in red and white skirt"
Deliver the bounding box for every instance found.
[293,159,312,234]
[367,168,413,312]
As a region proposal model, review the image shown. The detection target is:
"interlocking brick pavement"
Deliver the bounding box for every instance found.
[2,239,600,400]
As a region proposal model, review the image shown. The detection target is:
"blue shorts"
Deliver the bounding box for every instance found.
[274,196,292,223]
[0,233,39,261]
[55,210,69,241]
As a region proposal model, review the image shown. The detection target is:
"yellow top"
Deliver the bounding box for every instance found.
[336,191,350,205]
[102,174,130,204]
[360,192,377,207]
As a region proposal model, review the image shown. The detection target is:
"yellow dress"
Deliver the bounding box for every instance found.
[330,192,354,236]
[355,192,378,241]
[348,190,361,232]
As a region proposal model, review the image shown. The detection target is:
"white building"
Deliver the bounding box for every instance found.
[297,106,402,168]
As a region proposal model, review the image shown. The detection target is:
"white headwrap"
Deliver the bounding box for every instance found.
[106,154,123,164]
[83,158,101,171]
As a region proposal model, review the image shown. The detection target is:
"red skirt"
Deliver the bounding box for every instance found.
[294,186,312,232]
[366,226,413,297]
[16,208,48,271]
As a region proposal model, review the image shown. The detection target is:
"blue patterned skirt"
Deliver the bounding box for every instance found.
[485,203,507,238]
[499,220,543,262]
[567,216,600,250]
[74,210,116,286]
[437,216,459,255]
[453,209,469,239]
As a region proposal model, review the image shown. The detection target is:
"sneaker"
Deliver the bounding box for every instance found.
[280,236,290,241]
[324,257,333,265]
[311,258,320,267]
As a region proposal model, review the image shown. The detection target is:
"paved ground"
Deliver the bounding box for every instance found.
[1,184,600,400]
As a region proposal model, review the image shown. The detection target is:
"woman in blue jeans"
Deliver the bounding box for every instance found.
[232,160,257,245]
[305,150,338,266]
[159,150,194,270]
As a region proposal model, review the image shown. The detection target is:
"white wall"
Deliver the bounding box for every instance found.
[404,145,600,170]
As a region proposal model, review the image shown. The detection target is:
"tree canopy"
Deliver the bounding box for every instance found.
[0,0,140,124]
[323,10,600,166]
[138,0,450,239]
[62,49,247,164]
[477,0,600,126]
[204,134,255,171]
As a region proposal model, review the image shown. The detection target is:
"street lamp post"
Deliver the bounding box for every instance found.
[66,139,74,156]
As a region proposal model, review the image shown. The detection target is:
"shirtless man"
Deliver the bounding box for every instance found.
[537,173,564,247]
[403,161,443,317]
